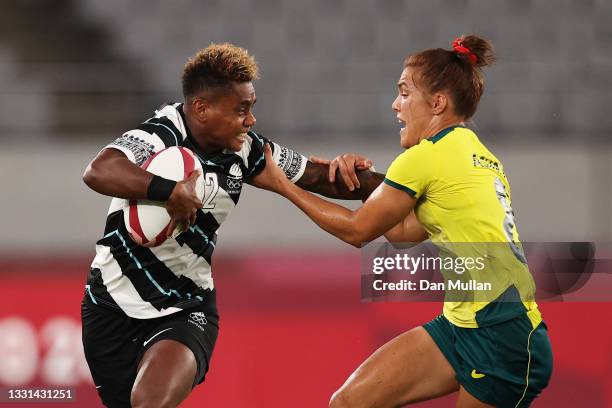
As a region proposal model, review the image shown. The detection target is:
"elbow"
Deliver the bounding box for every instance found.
[82,165,95,188]
[345,238,362,248]
[82,161,102,190]
[388,241,420,249]
[344,229,373,248]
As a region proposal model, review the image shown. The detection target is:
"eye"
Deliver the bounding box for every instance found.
[238,104,254,115]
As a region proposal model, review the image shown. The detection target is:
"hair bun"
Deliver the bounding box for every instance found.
[451,35,496,68]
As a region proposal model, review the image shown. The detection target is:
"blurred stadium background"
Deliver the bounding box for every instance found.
[1,0,611,407]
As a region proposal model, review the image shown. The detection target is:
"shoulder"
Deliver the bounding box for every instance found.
[392,140,434,168]
[385,140,438,198]
[141,103,188,144]
[152,103,183,124]
[105,103,187,165]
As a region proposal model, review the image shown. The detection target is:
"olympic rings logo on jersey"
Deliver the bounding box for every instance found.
[189,312,208,326]
[226,177,242,191]
[187,312,208,332]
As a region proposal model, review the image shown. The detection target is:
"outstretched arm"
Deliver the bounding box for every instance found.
[252,145,416,247]
[296,160,385,200]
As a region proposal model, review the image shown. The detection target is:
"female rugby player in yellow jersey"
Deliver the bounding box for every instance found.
[253,35,553,407]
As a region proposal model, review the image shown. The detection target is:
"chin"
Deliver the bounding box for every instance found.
[399,132,412,149]
[400,129,420,149]
[227,144,242,152]
[227,133,248,152]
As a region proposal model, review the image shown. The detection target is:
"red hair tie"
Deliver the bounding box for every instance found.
[452,38,477,66]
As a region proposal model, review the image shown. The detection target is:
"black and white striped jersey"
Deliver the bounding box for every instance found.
[86,103,307,318]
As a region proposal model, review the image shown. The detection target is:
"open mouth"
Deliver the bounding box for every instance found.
[397,117,407,132]
[236,133,247,142]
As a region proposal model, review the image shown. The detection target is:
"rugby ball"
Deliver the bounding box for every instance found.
[124,146,204,247]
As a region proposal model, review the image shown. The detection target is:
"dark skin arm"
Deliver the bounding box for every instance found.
[83,148,202,233]
[248,148,384,200]
[82,148,153,199]
[252,144,417,247]
[296,161,385,201]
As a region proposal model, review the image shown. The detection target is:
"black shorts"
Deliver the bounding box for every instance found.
[81,290,219,408]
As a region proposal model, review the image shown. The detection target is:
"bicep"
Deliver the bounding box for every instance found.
[351,183,417,242]
[106,129,172,166]
[96,147,129,161]
[387,211,428,245]
[84,147,146,183]
[402,211,428,241]
[85,147,129,173]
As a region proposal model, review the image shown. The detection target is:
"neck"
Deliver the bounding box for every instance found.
[419,116,465,143]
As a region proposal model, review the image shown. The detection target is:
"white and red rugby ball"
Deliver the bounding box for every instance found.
[124,146,204,247]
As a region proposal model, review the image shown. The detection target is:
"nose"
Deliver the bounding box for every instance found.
[244,111,256,128]
[392,95,400,112]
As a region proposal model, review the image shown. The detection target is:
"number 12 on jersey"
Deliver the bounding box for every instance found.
[202,173,219,210]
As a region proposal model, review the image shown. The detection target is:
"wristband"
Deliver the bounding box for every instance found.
[147,175,177,201]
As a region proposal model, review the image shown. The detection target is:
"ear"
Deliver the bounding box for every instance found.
[431,93,448,115]
[191,97,210,122]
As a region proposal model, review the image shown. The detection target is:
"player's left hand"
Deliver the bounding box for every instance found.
[251,143,291,194]
[309,154,374,191]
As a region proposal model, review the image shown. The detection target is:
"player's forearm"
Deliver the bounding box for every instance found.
[297,162,385,200]
[281,183,370,247]
[83,149,153,199]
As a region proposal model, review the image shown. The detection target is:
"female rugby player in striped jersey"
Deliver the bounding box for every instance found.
[253,35,553,407]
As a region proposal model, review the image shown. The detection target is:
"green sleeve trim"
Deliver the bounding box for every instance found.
[383,178,417,197]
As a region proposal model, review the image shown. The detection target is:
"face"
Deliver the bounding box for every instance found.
[198,81,257,152]
[391,67,434,149]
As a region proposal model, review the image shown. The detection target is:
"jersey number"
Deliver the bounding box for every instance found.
[203,173,219,210]
[494,178,527,263]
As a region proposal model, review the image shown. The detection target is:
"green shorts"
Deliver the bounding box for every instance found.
[423,314,553,408]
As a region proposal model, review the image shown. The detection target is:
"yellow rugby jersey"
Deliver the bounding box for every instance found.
[384,126,540,328]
